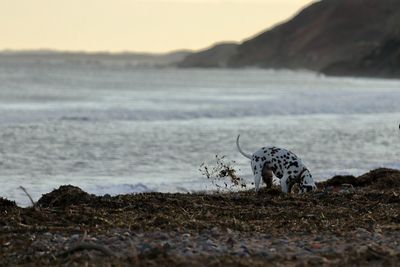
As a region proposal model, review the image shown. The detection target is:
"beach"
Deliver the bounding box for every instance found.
[1,168,399,266]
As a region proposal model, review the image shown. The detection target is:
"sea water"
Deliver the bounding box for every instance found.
[0,58,399,206]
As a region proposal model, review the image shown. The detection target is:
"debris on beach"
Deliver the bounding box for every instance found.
[37,185,98,208]
[1,168,400,266]
[0,197,16,211]
[199,155,247,191]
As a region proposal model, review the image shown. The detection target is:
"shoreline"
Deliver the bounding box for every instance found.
[1,168,400,266]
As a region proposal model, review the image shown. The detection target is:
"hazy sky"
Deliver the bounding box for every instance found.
[0,0,315,53]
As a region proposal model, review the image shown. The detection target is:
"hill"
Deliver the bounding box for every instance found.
[179,0,400,77]
[177,42,238,68]
[322,32,400,78]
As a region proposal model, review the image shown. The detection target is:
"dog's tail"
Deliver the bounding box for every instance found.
[236,135,252,159]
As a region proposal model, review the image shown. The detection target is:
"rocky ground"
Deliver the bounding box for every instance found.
[1,168,400,266]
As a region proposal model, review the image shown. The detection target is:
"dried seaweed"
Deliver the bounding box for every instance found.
[199,155,246,191]
[1,168,400,266]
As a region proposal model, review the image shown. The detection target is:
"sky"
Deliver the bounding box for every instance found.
[0,0,316,53]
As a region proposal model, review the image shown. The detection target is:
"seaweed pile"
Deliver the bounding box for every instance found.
[1,168,399,266]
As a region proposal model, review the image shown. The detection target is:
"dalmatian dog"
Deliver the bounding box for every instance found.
[236,135,316,193]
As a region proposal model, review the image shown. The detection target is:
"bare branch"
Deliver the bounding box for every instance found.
[19,186,35,206]
[60,241,118,258]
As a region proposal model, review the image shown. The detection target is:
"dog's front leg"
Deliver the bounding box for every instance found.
[280,176,289,193]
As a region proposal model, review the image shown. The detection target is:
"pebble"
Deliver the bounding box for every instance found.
[69,234,80,241]
[182,249,194,256]
[4,227,400,264]
[310,243,323,249]
[210,226,220,237]
[205,239,216,246]
[156,233,169,240]
[31,240,49,251]
[226,237,235,248]
[162,242,172,250]
[43,232,53,238]
[182,233,191,239]
[259,251,271,257]
[53,234,67,242]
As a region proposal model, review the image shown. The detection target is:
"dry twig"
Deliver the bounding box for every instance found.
[18,186,41,211]
[60,241,118,258]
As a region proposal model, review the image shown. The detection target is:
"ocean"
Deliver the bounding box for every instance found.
[0,58,399,206]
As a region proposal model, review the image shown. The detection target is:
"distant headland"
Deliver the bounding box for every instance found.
[178,0,400,78]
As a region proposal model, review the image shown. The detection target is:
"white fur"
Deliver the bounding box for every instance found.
[237,135,316,193]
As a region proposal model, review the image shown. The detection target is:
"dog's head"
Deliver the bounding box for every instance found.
[299,169,317,193]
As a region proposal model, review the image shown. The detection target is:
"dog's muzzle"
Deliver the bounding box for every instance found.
[303,185,316,192]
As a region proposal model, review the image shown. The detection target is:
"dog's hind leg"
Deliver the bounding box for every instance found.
[262,164,273,188]
[254,172,263,192]
[251,161,263,192]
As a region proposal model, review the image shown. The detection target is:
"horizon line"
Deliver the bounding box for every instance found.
[0,48,194,56]
[0,41,240,56]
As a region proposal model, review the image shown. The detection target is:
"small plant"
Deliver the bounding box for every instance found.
[199,155,246,191]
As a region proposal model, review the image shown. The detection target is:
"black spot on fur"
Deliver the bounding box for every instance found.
[287,161,299,168]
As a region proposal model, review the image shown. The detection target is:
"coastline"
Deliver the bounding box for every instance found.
[1,168,399,266]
